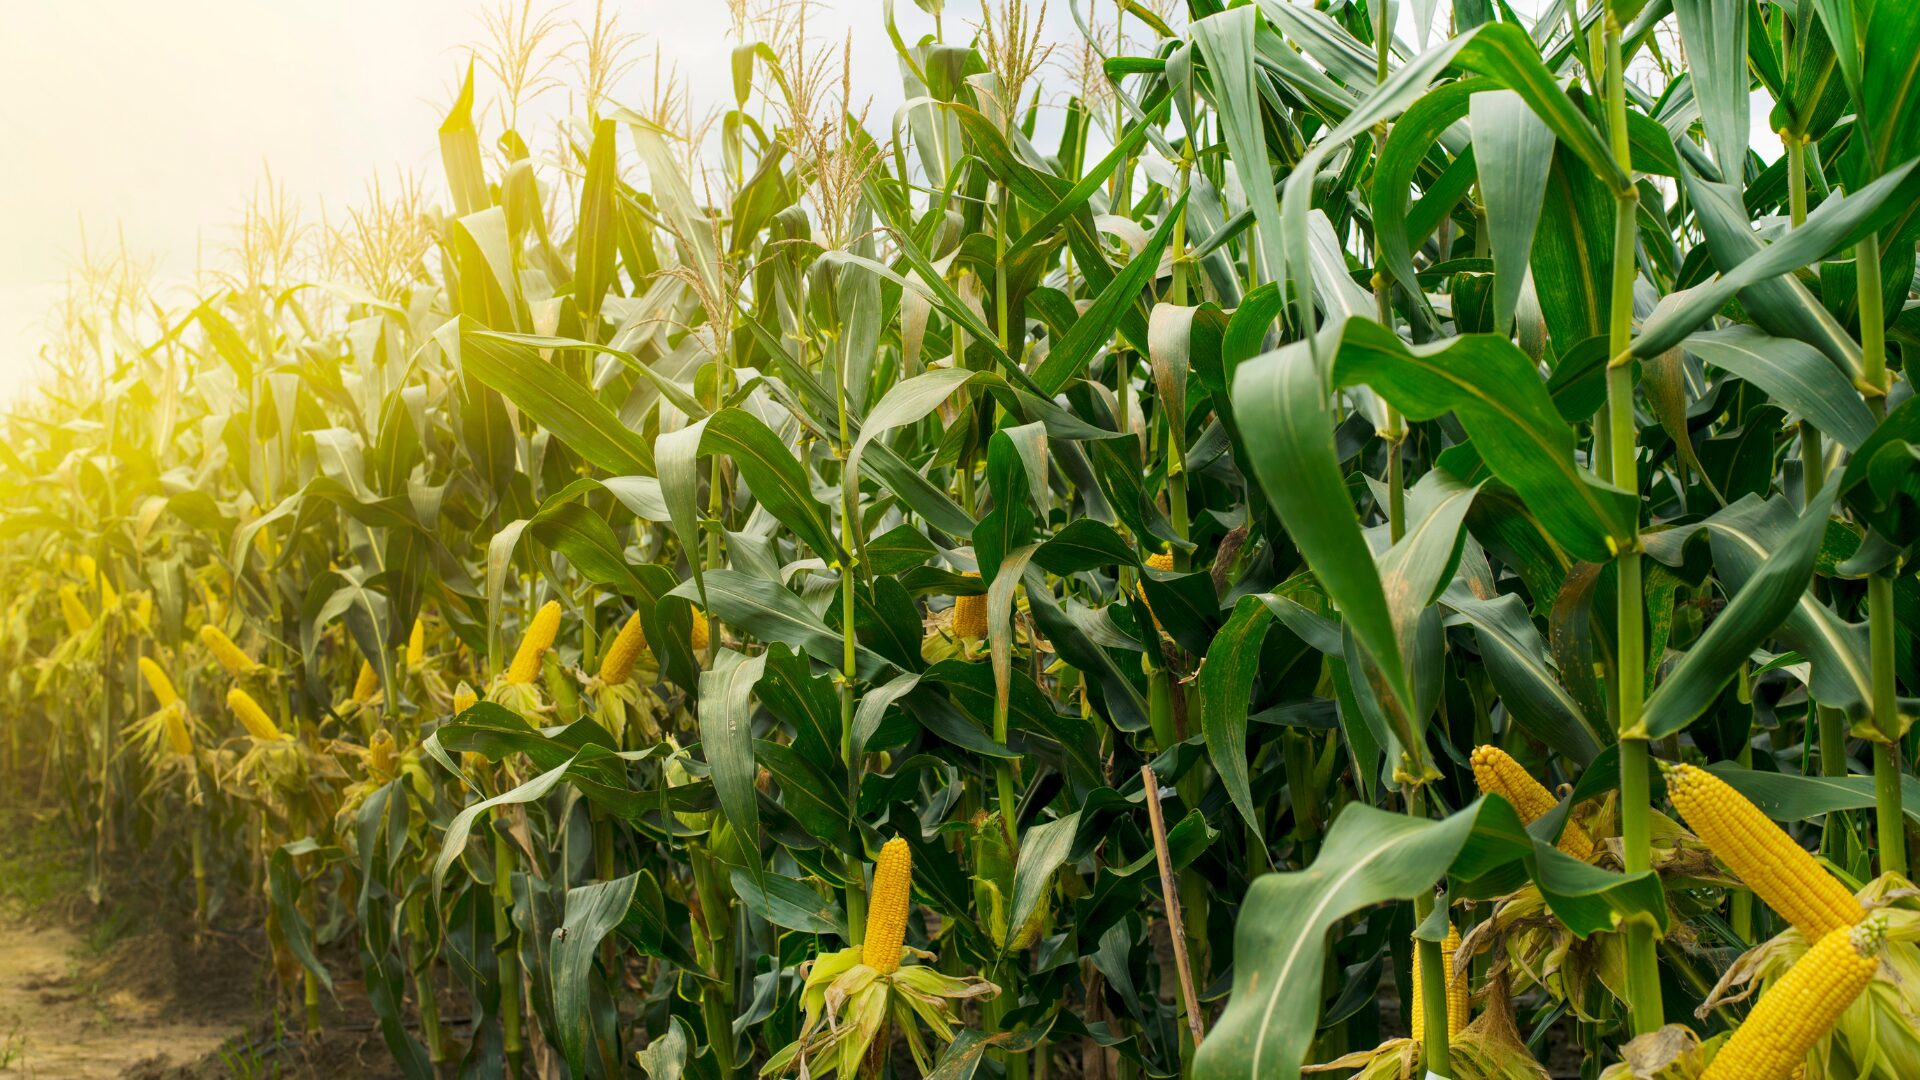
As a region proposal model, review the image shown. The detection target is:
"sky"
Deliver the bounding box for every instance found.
[0,1,1065,399]
[0,1,1770,403]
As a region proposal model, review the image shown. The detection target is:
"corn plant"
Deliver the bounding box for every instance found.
[1,0,1917,1078]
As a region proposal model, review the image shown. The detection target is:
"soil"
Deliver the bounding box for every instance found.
[0,782,417,1079]
[0,919,239,1078]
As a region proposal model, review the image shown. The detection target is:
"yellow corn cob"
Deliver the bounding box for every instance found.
[505,600,562,684]
[690,608,710,654]
[369,729,398,776]
[453,682,478,715]
[138,657,181,709]
[162,704,194,757]
[597,612,647,685]
[1702,915,1885,1080]
[200,623,258,675]
[1470,745,1595,860]
[953,572,986,639]
[862,837,912,974]
[405,617,425,662]
[1140,550,1174,632]
[1410,923,1469,1042]
[227,687,284,741]
[59,585,92,635]
[352,659,380,701]
[1664,762,1863,939]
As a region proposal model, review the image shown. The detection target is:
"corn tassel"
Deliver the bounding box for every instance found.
[200,623,258,676]
[862,837,912,973]
[352,659,380,701]
[1410,923,1469,1042]
[59,585,92,635]
[1702,915,1885,1080]
[227,687,284,741]
[953,572,986,639]
[138,657,181,709]
[1471,745,1595,860]
[597,612,646,685]
[505,600,561,684]
[1664,762,1863,939]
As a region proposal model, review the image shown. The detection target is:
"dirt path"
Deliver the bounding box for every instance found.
[0,921,234,1079]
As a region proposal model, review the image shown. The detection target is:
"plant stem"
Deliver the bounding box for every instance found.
[1856,231,1905,875]
[1603,5,1663,1035]
[493,814,524,1076]
[1871,573,1906,874]
[408,893,447,1067]
[835,318,872,938]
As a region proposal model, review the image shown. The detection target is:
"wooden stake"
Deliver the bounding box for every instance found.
[1141,764,1204,1047]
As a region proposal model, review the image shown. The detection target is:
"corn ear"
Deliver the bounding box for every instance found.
[597,612,646,685]
[200,623,258,676]
[59,585,92,635]
[1664,762,1863,940]
[1471,745,1595,860]
[1703,915,1885,1080]
[953,572,986,639]
[162,704,194,757]
[690,608,710,654]
[227,687,284,741]
[862,837,912,974]
[352,659,380,702]
[1410,923,1469,1043]
[138,657,181,709]
[506,600,562,684]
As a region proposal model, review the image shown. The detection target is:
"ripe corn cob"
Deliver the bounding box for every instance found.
[597,612,646,685]
[453,682,478,715]
[138,657,180,709]
[690,608,710,654]
[200,623,258,675]
[1702,915,1886,1080]
[1664,762,1863,939]
[59,585,92,635]
[352,659,380,701]
[137,657,193,755]
[953,572,986,639]
[227,687,284,741]
[369,728,398,775]
[1140,550,1174,632]
[406,617,425,662]
[862,837,912,974]
[1470,745,1595,860]
[1410,923,1469,1042]
[162,705,194,757]
[505,600,561,684]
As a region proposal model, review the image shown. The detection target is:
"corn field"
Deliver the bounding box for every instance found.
[2,0,1918,1076]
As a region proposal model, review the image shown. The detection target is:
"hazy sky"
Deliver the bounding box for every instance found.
[0,1,1765,402]
[0,1,1006,397]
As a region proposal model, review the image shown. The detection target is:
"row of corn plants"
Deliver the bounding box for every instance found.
[2,0,1918,1077]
